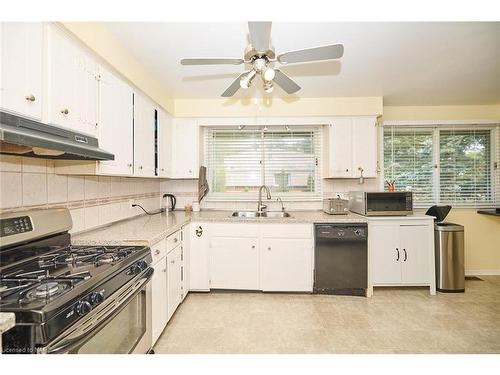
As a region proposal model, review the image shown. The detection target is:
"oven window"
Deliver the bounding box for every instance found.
[70,290,146,354]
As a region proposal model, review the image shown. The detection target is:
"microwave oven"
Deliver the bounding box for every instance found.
[348,191,413,216]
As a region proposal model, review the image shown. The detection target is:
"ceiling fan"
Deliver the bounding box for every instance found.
[180,22,344,97]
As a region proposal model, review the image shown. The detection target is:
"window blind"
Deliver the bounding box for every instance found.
[439,129,492,205]
[205,126,321,200]
[383,127,435,205]
[383,124,498,207]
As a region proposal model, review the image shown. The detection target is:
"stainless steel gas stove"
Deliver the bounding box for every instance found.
[0,209,153,354]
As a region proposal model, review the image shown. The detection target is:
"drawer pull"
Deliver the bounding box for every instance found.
[154,249,160,255]
[396,248,400,261]
[403,249,407,262]
[61,108,69,115]
[25,94,36,102]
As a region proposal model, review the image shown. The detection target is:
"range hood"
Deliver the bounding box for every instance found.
[0,111,114,161]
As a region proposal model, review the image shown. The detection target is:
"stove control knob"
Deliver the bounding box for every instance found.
[137,260,148,271]
[75,301,92,316]
[90,291,105,305]
[130,264,142,275]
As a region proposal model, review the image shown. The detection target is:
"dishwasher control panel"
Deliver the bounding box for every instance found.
[315,224,367,240]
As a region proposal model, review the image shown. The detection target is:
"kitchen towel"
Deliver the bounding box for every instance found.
[198,166,209,203]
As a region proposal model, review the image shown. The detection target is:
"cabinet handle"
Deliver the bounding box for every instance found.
[155,249,160,255]
[162,269,167,273]
[127,163,132,167]
[268,247,271,251]
[139,166,143,170]
[251,245,255,249]
[403,249,407,262]
[161,168,165,171]
[345,168,349,172]
[25,94,36,102]
[173,237,178,243]
[396,248,400,261]
[60,108,69,115]
[170,260,175,264]
[188,169,192,173]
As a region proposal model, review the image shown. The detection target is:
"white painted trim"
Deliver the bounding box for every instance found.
[466,269,500,276]
[383,119,499,126]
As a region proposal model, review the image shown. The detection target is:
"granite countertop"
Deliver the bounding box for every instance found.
[72,210,368,246]
[0,313,15,334]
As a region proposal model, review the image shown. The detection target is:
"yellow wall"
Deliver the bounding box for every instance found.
[61,22,175,114]
[175,96,383,117]
[385,105,500,274]
[383,105,500,121]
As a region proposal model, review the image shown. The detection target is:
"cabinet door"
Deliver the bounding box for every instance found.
[151,257,168,345]
[369,224,401,284]
[324,118,353,178]
[158,108,172,177]
[167,246,182,320]
[0,22,43,120]
[171,118,199,178]
[400,225,430,284]
[189,223,210,291]
[98,66,134,176]
[46,25,98,136]
[133,93,156,177]
[352,117,378,178]
[210,237,259,290]
[260,238,313,292]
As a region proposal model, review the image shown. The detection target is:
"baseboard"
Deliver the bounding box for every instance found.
[465,269,500,276]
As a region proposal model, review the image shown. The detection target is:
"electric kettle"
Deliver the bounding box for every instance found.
[163,194,176,211]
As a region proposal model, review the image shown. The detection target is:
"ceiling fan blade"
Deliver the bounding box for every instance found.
[273,70,301,94]
[221,72,247,97]
[248,22,272,53]
[181,58,244,66]
[277,44,344,64]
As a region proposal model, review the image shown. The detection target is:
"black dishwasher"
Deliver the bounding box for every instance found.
[314,223,368,296]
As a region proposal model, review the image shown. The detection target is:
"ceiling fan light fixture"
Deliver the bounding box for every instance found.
[263,81,274,93]
[262,67,275,82]
[240,70,256,89]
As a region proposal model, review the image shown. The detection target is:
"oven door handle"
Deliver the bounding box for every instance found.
[44,267,153,354]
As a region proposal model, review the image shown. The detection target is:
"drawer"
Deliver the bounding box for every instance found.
[166,230,181,253]
[260,224,313,239]
[151,239,167,265]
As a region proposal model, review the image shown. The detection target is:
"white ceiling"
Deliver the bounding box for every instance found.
[104,22,500,105]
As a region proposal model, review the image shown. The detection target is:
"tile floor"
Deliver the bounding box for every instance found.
[154,276,500,354]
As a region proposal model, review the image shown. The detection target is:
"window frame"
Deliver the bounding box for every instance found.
[380,121,499,208]
[203,125,323,202]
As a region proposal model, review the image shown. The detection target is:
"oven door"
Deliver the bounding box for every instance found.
[43,268,153,354]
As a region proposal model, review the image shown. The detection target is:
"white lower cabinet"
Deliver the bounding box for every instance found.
[369,218,435,295]
[210,236,259,290]
[150,239,167,345]
[188,222,313,293]
[189,223,211,291]
[151,256,168,345]
[167,245,182,321]
[261,238,313,292]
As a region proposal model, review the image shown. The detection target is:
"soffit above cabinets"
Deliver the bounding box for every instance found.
[102,22,500,105]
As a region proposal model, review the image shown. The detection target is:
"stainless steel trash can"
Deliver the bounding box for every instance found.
[435,222,465,292]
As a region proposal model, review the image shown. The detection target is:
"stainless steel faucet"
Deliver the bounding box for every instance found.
[257,185,272,213]
[276,197,285,212]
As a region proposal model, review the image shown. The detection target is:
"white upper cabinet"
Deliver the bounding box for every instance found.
[171,118,199,178]
[46,24,98,136]
[351,117,378,178]
[133,92,156,177]
[323,116,378,179]
[98,66,134,176]
[158,108,172,178]
[0,22,43,120]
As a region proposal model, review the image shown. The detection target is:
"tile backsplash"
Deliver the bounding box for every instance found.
[160,177,381,211]
[0,155,163,234]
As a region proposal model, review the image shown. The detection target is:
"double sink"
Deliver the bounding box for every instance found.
[231,211,292,219]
